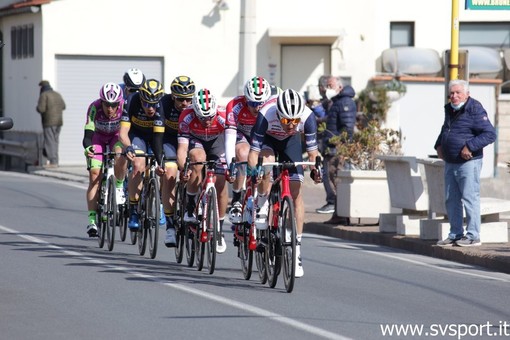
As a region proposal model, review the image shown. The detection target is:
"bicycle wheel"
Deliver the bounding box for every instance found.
[137,199,147,256]
[255,229,267,284]
[280,196,296,293]
[97,180,107,248]
[205,187,218,275]
[195,194,206,271]
[265,192,281,288]
[174,182,185,263]
[185,222,195,267]
[147,177,160,259]
[106,176,117,252]
[239,188,253,280]
[118,203,128,242]
[130,228,138,245]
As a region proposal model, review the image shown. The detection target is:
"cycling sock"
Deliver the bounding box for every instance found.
[88,210,96,224]
[297,234,302,243]
[116,179,124,189]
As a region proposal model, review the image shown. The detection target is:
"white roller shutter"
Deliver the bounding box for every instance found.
[56,56,163,165]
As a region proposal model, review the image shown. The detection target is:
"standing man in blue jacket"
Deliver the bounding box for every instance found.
[435,79,496,247]
[317,76,357,224]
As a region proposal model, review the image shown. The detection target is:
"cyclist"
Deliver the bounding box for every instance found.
[120,68,145,102]
[83,82,127,237]
[225,76,273,226]
[159,76,196,247]
[248,89,322,277]
[119,79,166,231]
[177,88,231,254]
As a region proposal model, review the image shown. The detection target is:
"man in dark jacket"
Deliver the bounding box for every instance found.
[435,79,496,247]
[37,80,66,167]
[316,76,357,223]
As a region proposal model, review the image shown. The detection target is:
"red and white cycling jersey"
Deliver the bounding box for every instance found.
[178,105,229,143]
[225,95,257,138]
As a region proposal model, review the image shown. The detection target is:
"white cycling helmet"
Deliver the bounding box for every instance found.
[244,76,271,103]
[123,68,145,89]
[192,88,217,119]
[276,89,305,119]
[99,82,123,103]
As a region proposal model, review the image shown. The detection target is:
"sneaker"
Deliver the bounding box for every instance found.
[436,237,457,246]
[295,243,303,277]
[255,199,269,230]
[128,212,140,230]
[115,187,126,205]
[228,201,243,224]
[316,203,335,214]
[164,227,177,248]
[216,234,227,254]
[456,236,482,247]
[86,223,98,237]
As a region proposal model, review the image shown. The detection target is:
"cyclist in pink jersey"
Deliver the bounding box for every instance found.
[177,88,233,253]
[248,89,322,277]
[82,83,126,237]
[225,76,274,225]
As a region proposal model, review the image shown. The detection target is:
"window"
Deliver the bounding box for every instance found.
[460,22,510,49]
[390,22,414,47]
[10,24,34,60]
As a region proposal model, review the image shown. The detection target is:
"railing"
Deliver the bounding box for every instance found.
[0,131,43,170]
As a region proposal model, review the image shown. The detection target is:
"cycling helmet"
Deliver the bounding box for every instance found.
[244,76,271,103]
[170,76,196,98]
[192,88,217,119]
[276,89,306,119]
[139,79,164,103]
[123,68,145,89]
[99,82,123,103]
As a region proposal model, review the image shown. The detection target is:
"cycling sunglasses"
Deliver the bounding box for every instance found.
[141,100,160,109]
[247,100,264,108]
[102,101,119,108]
[175,97,192,103]
[280,117,301,125]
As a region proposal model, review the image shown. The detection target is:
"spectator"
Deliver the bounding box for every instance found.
[36,80,66,168]
[316,76,356,224]
[435,79,496,247]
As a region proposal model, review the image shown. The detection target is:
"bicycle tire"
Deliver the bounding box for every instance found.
[239,187,253,280]
[137,199,147,256]
[205,186,218,275]
[130,228,138,245]
[185,222,195,267]
[280,196,296,293]
[174,182,185,263]
[266,190,281,288]
[106,176,117,252]
[255,229,267,284]
[118,204,128,242]
[147,177,160,259]
[97,180,107,249]
[195,193,206,271]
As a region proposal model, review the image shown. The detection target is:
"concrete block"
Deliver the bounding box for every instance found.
[480,222,509,243]
[419,218,449,240]
[379,213,399,233]
[396,215,422,236]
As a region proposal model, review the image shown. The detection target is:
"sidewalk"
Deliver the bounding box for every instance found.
[28,164,510,275]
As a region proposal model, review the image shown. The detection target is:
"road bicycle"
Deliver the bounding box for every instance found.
[183,159,224,274]
[117,171,129,243]
[94,146,121,252]
[230,158,266,282]
[259,156,321,293]
[130,153,162,259]
[173,158,190,264]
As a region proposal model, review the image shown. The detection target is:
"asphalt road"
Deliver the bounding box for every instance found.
[1,171,509,340]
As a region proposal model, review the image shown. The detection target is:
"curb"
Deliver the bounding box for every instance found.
[305,222,510,275]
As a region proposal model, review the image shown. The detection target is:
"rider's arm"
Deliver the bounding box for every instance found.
[177,141,189,171]
[119,121,131,149]
[225,127,236,167]
[82,102,97,148]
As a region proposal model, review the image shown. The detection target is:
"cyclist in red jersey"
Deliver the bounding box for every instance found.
[225,76,274,225]
[177,88,232,254]
[248,89,322,277]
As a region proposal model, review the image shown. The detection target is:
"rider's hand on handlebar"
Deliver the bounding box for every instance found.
[310,168,322,184]
[180,169,191,182]
[84,146,95,158]
[125,145,135,161]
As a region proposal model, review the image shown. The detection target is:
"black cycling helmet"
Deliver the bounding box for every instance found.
[123,68,145,89]
[139,79,164,103]
[170,76,196,98]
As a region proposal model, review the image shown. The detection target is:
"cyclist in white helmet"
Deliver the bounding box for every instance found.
[82,82,127,237]
[120,68,145,102]
[247,88,322,277]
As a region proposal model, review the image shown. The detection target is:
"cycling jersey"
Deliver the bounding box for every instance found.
[178,105,229,143]
[250,98,318,153]
[225,95,257,141]
[160,93,186,162]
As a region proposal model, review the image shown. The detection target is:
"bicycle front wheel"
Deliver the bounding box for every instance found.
[137,199,147,256]
[97,181,107,249]
[195,194,206,271]
[205,187,218,275]
[239,188,253,280]
[118,203,128,242]
[147,177,160,259]
[265,193,281,288]
[255,228,267,284]
[106,176,117,252]
[174,182,185,263]
[280,196,296,293]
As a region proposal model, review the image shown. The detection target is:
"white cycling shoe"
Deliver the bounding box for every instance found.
[255,199,269,230]
[228,202,243,224]
[115,187,126,205]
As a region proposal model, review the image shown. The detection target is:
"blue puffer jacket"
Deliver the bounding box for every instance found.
[434,97,496,163]
[322,85,357,155]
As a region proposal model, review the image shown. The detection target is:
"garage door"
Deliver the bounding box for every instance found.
[56,55,163,165]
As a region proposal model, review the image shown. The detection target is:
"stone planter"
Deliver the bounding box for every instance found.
[336,170,399,219]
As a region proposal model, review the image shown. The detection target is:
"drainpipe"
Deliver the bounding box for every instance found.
[238,0,256,94]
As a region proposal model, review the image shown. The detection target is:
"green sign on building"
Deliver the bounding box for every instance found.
[465,0,510,10]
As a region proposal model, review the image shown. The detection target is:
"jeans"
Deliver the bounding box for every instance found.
[444,159,482,241]
[322,155,336,205]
